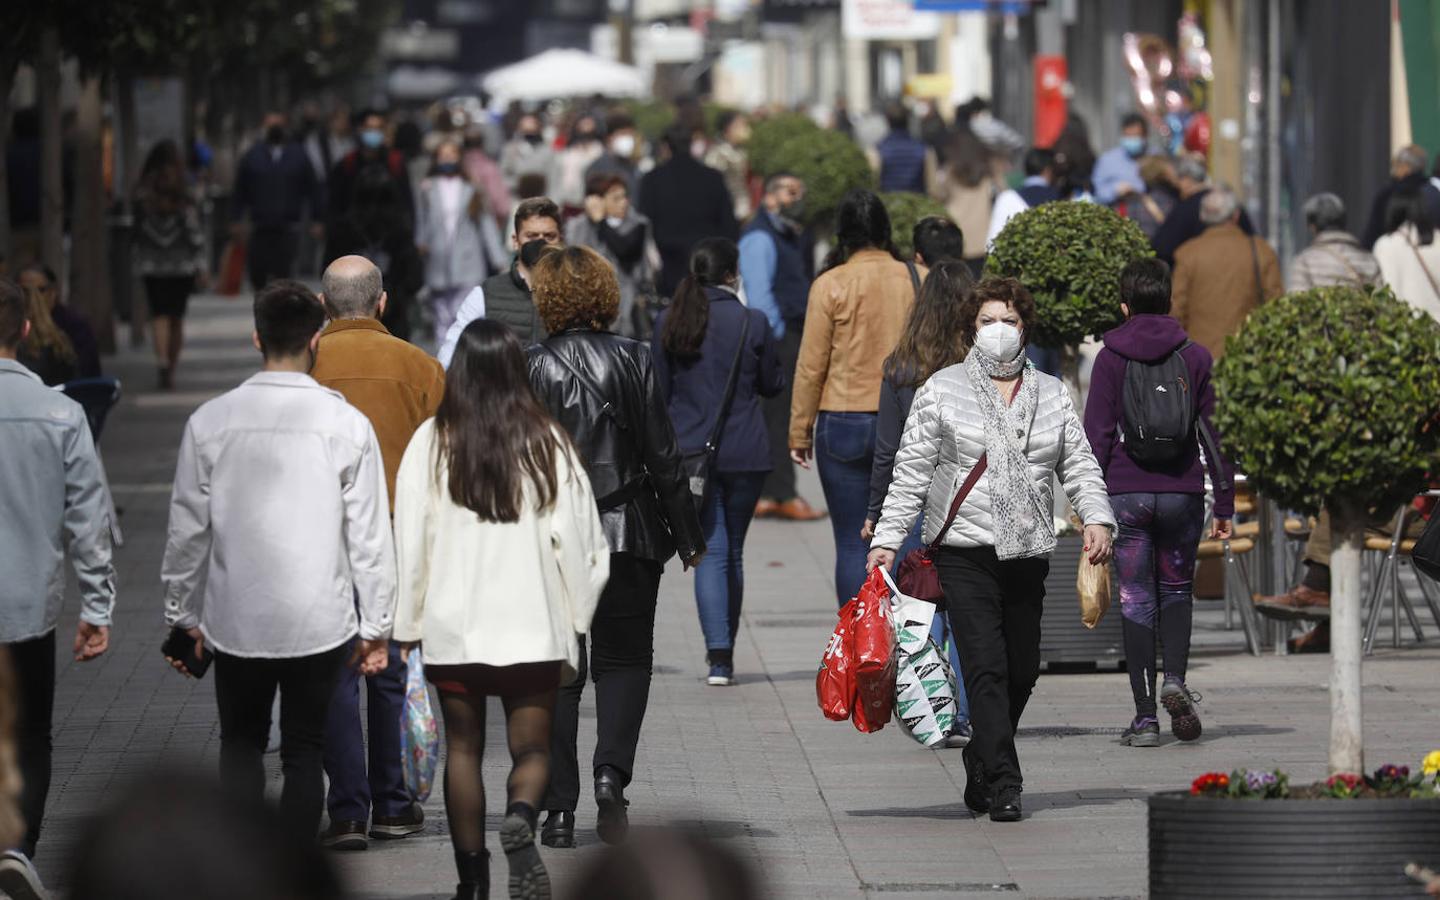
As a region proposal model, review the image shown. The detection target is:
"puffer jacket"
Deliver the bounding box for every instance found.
[871,363,1115,553]
[1287,230,1384,291]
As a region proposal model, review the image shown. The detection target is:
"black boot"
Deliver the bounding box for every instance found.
[540,810,574,849]
[962,745,990,814]
[451,850,490,900]
[595,766,630,845]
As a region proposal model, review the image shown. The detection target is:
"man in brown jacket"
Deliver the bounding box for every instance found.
[312,254,445,851]
[1171,186,1284,359]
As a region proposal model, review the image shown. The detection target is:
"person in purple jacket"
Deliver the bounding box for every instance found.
[1083,258,1235,748]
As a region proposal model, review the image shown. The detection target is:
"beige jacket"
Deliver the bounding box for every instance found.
[1172,223,1284,359]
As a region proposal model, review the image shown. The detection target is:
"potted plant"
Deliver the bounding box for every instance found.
[879,192,949,260]
[1149,756,1440,897]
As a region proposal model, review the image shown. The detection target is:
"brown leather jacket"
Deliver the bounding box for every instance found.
[312,317,445,511]
[789,249,922,448]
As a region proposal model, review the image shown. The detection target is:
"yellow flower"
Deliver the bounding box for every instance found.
[1423,750,1440,776]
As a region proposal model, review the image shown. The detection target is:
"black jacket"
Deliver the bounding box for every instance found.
[1360,173,1440,249]
[233,141,321,229]
[528,330,704,565]
[637,156,738,298]
[485,264,547,345]
[1151,188,1255,265]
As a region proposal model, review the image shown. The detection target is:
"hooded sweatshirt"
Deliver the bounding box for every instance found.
[1083,314,1235,518]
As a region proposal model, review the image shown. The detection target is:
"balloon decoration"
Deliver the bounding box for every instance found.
[1122,11,1214,158]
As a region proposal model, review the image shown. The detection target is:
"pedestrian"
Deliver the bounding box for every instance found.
[1050,113,1097,201]
[934,129,996,277]
[554,114,606,214]
[911,216,964,268]
[790,189,920,605]
[15,264,80,386]
[160,280,395,841]
[0,278,115,900]
[231,112,324,289]
[1372,185,1440,321]
[872,102,933,195]
[585,114,642,196]
[862,260,975,749]
[393,319,608,900]
[652,239,783,686]
[17,263,100,384]
[1360,145,1440,249]
[1082,259,1234,748]
[637,127,738,300]
[739,172,827,522]
[1171,186,1283,359]
[417,140,505,345]
[309,256,445,850]
[867,276,1115,823]
[1128,156,1180,240]
[304,105,355,200]
[1092,112,1148,207]
[324,165,424,342]
[438,197,565,363]
[133,138,209,389]
[1287,193,1383,290]
[461,124,514,233]
[704,111,753,221]
[985,147,1059,248]
[525,246,704,849]
[565,173,660,339]
[500,113,556,196]
[326,109,414,242]
[1151,155,1256,265]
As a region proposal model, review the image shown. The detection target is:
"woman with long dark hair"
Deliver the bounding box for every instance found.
[791,189,920,605]
[652,238,782,686]
[133,139,208,388]
[935,130,998,276]
[393,319,608,900]
[1373,184,1440,321]
[524,246,704,850]
[863,260,975,747]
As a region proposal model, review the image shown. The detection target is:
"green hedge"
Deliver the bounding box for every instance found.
[881,193,950,259]
[747,113,822,179]
[767,128,874,229]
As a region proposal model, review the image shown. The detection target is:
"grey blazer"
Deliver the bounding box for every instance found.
[416,179,491,290]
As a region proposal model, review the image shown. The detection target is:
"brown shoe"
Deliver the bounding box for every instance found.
[754,498,780,519]
[1255,585,1330,621]
[1287,622,1330,654]
[773,497,828,521]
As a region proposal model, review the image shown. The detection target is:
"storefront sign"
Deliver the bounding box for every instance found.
[842,0,940,40]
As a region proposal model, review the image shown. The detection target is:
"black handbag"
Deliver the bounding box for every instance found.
[1413,510,1440,582]
[681,315,750,508]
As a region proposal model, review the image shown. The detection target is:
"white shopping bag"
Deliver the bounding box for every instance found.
[878,567,958,748]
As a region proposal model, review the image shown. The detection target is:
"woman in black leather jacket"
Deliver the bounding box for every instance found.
[524,245,704,850]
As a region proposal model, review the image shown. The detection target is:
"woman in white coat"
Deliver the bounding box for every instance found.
[416,141,507,344]
[1372,185,1440,322]
[394,319,609,900]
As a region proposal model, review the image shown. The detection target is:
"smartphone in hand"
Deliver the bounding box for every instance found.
[161,627,214,678]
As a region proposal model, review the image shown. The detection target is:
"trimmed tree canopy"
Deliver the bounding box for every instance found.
[881,192,949,260]
[747,112,821,179]
[767,128,874,229]
[985,201,1153,348]
[1213,286,1440,516]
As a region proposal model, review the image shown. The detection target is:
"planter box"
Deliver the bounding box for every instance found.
[1149,790,1440,898]
[1040,535,1124,669]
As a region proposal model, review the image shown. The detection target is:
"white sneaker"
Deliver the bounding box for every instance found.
[0,850,49,900]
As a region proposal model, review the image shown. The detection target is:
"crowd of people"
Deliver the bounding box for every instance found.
[4,87,1440,900]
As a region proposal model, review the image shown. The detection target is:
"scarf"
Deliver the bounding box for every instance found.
[964,350,1053,560]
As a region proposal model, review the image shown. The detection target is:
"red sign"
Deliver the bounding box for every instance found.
[1034,55,1068,148]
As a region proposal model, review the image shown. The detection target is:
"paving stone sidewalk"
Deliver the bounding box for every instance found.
[33,295,1440,899]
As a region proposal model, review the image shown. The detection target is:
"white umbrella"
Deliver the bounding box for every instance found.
[480,49,647,105]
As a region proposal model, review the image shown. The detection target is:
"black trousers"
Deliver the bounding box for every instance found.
[9,631,55,858]
[762,323,804,502]
[247,225,299,290]
[213,644,348,840]
[543,553,663,811]
[934,546,1048,795]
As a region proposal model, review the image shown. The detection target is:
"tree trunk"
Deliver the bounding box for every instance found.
[0,60,15,262]
[36,25,64,279]
[116,72,147,348]
[71,74,114,353]
[1328,500,1365,775]
[1059,343,1083,412]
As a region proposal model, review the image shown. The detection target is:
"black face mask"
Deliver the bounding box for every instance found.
[523,133,543,146]
[265,125,286,145]
[435,162,460,176]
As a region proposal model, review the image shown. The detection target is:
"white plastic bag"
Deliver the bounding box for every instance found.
[879,567,958,748]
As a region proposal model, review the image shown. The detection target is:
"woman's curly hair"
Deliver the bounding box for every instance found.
[530,245,620,333]
[960,276,1038,348]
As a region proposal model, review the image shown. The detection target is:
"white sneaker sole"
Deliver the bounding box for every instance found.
[706,676,737,686]
[0,859,48,900]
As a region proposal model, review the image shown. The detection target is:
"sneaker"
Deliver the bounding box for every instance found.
[942,720,972,749]
[707,664,737,686]
[371,801,425,839]
[1120,716,1161,747]
[321,819,369,851]
[1160,677,1203,742]
[0,850,48,900]
[499,812,551,900]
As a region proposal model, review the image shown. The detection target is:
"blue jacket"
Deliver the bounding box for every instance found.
[877,131,927,194]
[740,210,812,333]
[233,141,322,229]
[652,287,784,473]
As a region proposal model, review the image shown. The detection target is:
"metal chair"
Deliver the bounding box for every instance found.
[1195,535,1264,656]
[1362,494,1440,655]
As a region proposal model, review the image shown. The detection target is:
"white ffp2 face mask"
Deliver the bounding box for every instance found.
[975,322,1023,362]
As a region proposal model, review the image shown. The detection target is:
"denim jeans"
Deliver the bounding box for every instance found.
[694,471,768,651]
[815,411,876,606]
[895,525,969,725]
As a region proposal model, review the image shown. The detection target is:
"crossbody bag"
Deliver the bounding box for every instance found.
[681,315,750,507]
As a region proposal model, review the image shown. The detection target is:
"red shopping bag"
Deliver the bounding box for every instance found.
[217,237,247,296]
[816,598,858,721]
[851,568,896,733]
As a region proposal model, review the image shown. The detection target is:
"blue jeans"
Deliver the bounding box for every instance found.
[322,640,411,822]
[896,524,970,726]
[815,411,877,606]
[694,471,768,651]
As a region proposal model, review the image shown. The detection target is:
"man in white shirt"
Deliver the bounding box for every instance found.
[986,147,1059,249]
[161,280,396,841]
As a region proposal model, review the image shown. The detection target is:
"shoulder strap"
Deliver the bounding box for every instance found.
[703,314,750,454]
[1248,236,1264,307]
[542,344,628,432]
[1407,232,1440,298]
[905,260,922,297]
[1317,242,1366,286]
[926,375,1021,551]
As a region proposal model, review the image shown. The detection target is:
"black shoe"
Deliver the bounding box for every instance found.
[370,801,425,839]
[451,850,490,900]
[594,766,630,845]
[321,819,368,851]
[961,746,990,814]
[500,812,552,900]
[989,787,1022,823]
[540,810,574,849]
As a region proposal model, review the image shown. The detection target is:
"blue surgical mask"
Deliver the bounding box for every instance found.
[360,129,385,150]
[1120,135,1146,157]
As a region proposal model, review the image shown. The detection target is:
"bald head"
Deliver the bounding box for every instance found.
[321,256,385,319]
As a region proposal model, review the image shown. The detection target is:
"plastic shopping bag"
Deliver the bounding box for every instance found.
[851,568,897,733]
[816,598,859,722]
[217,238,246,296]
[880,567,958,747]
[399,654,440,802]
[1077,554,1112,629]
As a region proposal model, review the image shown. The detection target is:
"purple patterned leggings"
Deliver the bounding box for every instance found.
[1111,492,1206,717]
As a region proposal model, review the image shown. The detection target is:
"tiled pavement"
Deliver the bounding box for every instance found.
[32,294,1440,898]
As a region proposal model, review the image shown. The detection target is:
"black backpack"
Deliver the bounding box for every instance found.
[1121,342,1197,465]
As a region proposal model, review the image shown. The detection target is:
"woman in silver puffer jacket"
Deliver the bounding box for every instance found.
[868,277,1115,824]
